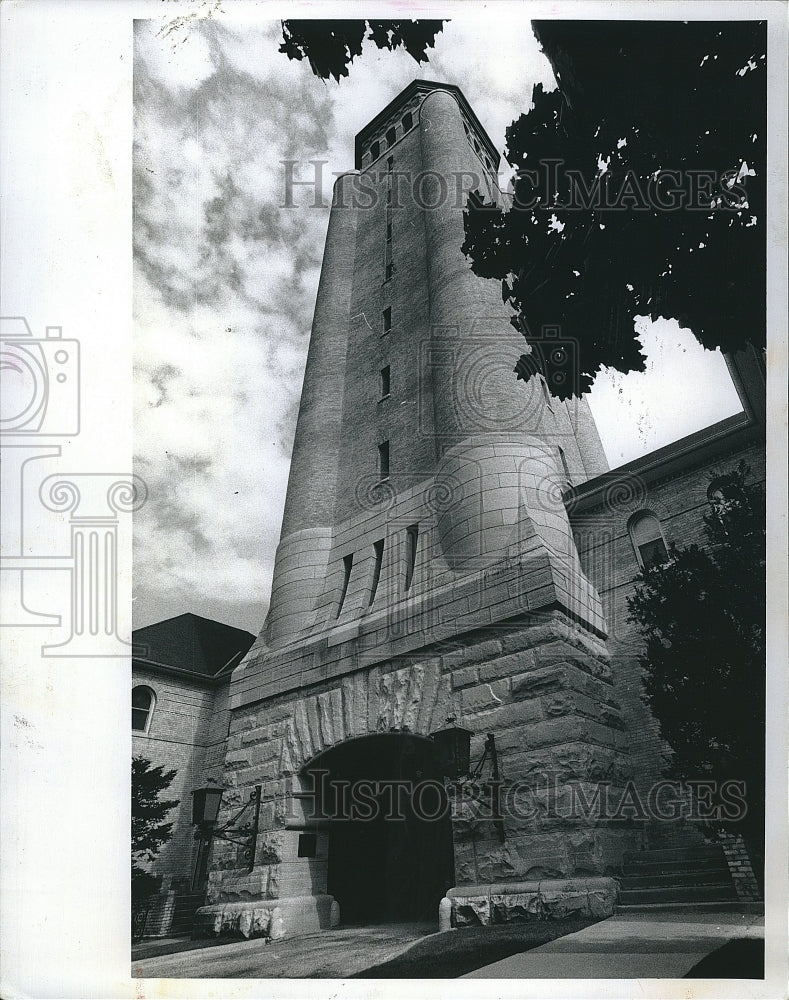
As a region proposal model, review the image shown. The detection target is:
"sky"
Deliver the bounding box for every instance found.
[133,15,743,636]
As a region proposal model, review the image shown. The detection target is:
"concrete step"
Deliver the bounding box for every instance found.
[621,867,732,889]
[169,893,204,935]
[622,845,724,864]
[619,884,738,906]
[622,855,730,876]
[617,901,764,914]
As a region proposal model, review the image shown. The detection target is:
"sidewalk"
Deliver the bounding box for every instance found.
[463,907,764,979]
[132,922,437,979]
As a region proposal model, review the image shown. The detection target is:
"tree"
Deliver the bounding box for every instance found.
[132,756,179,907]
[626,463,765,853]
[462,20,766,397]
[279,20,446,83]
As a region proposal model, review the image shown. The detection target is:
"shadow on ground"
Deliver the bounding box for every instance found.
[684,938,764,979]
[353,918,599,978]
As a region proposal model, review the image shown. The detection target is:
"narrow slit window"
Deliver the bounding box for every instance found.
[378,440,389,479]
[380,366,390,398]
[402,111,413,131]
[405,524,419,591]
[369,539,384,606]
[629,512,669,570]
[385,261,393,281]
[336,553,353,617]
[382,307,391,333]
[386,221,392,242]
[558,446,571,481]
[386,127,396,149]
[370,140,380,161]
[387,155,394,172]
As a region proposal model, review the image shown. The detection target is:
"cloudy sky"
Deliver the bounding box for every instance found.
[133,14,742,635]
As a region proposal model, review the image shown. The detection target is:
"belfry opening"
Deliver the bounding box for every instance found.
[303,734,454,924]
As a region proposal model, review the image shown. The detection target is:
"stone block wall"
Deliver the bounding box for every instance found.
[199,609,642,933]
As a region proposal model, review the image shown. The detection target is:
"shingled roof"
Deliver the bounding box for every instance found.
[132,613,255,680]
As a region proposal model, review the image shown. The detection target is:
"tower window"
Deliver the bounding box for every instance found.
[558,446,571,482]
[382,307,391,333]
[405,524,419,591]
[386,127,397,149]
[378,440,389,479]
[387,156,394,172]
[628,511,669,570]
[132,685,156,733]
[370,140,380,161]
[402,111,413,131]
[386,221,392,242]
[380,366,390,398]
[336,553,353,617]
[369,539,384,606]
[298,833,317,858]
[385,262,393,281]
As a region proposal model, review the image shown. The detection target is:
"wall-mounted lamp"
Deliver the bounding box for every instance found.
[191,784,262,873]
[430,725,505,843]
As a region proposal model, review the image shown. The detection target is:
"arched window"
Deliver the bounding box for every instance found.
[370,140,380,161]
[132,685,156,733]
[628,512,669,570]
[402,111,413,132]
[386,126,397,149]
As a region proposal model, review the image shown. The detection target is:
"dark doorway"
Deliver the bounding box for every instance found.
[305,734,454,925]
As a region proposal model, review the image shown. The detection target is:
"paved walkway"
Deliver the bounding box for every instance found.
[132,922,437,979]
[464,907,764,979]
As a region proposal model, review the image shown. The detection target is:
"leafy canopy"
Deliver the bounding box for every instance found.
[132,756,179,902]
[462,20,766,397]
[626,462,765,841]
[279,20,446,83]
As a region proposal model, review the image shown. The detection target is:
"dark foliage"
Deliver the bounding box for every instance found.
[463,21,766,397]
[132,756,179,905]
[626,463,765,842]
[279,20,446,82]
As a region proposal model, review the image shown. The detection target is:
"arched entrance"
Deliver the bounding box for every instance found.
[304,733,454,925]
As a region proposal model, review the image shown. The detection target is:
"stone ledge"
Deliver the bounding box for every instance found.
[444,876,618,926]
[194,893,339,940]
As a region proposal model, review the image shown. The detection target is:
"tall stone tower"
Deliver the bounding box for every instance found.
[198,81,638,938]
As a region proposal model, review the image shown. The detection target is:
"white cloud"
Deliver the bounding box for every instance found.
[133,17,743,634]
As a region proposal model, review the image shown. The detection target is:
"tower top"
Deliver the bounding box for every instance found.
[354,79,501,172]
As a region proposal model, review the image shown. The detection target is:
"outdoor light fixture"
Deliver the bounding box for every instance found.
[431,724,505,843]
[191,784,262,872]
[430,723,473,779]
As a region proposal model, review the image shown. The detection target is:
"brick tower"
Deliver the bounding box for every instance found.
[197,81,640,938]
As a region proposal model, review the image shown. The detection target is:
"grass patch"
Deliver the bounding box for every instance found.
[353,917,599,979]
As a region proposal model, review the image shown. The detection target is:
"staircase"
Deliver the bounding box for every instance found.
[169,892,205,936]
[618,844,738,907]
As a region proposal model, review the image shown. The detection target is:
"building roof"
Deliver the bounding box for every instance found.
[132,613,255,681]
[354,79,500,171]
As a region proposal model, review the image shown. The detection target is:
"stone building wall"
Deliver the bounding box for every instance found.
[132,667,227,883]
[198,608,642,937]
[570,435,765,843]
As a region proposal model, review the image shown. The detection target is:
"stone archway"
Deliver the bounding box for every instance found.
[303,733,454,924]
